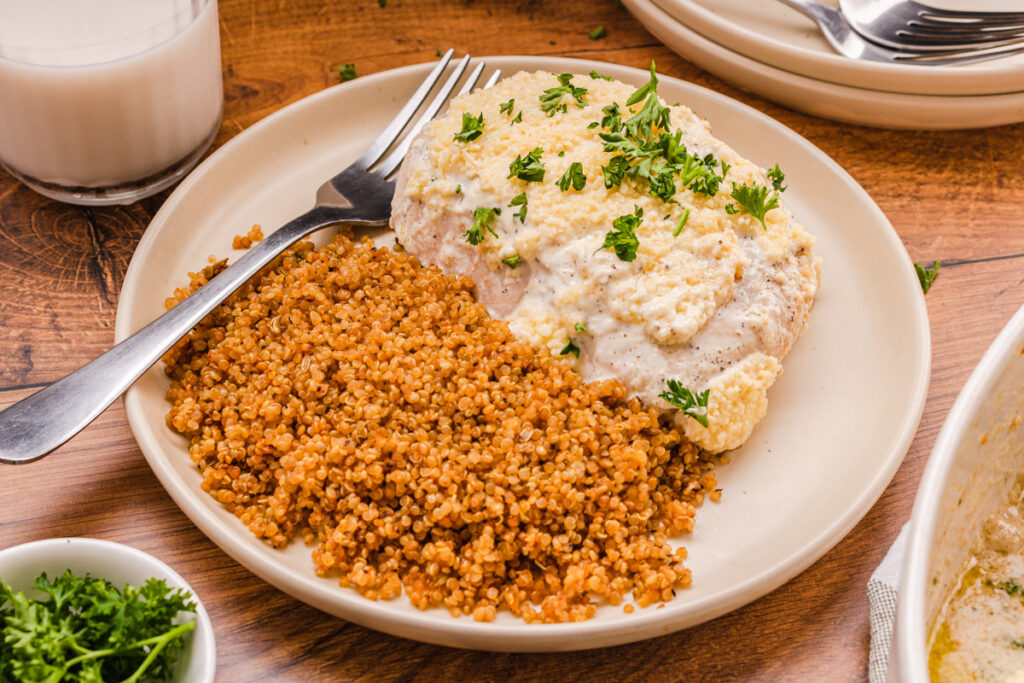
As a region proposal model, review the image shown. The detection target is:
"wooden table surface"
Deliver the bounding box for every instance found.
[3,1,1024,680]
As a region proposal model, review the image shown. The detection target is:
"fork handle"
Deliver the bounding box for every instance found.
[774,0,857,43]
[773,0,819,21]
[0,206,358,464]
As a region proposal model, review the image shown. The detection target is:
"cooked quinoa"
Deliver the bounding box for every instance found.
[162,230,720,623]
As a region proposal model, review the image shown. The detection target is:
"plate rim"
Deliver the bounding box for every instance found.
[651,0,1024,96]
[116,55,931,650]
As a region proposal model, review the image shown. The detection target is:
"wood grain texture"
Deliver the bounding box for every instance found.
[2,1,1024,680]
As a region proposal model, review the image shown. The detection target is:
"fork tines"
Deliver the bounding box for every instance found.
[357,51,500,179]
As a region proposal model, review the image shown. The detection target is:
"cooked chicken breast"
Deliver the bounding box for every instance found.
[391,70,820,453]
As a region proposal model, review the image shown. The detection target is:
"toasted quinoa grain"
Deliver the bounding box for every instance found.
[231,223,264,250]
[162,231,719,623]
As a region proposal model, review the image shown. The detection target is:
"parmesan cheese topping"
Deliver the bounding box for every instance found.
[391,70,821,452]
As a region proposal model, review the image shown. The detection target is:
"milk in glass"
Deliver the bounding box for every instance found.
[0,0,223,204]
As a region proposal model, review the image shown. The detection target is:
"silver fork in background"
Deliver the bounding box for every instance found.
[0,51,500,465]
[776,0,1024,64]
[839,0,1024,50]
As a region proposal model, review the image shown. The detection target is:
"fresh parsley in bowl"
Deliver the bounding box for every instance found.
[0,538,215,682]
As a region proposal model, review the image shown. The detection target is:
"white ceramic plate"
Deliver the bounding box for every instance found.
[626,0,1024,129]
[652,0,1024,96]
[116,56,930,651]
[0,538,216,682]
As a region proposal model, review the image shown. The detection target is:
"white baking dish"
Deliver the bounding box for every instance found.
[895,303,1024,680]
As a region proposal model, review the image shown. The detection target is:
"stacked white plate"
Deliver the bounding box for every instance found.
[623,0,1024,129]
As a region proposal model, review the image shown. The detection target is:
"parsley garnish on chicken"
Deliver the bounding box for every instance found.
[730,183,780,229]
[601,206,642,262]
[557,162,587,191]
[540,74,588,116]
[767,163,787,192]
[593,62,722,204]
[659,380,711,427]
[453,112,485,142]
[673,209,690,237]
[508,148,546,182]
[509,192,528,222]
[560,324,587,358]
[464,207,501,245]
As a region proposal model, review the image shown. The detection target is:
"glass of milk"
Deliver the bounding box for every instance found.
[0,0,223,205]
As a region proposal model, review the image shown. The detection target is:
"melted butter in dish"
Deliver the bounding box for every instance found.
[391,69,821,453]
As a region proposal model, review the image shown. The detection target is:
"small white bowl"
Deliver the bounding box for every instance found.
[0,538,215,682]
[895,303,1024,681]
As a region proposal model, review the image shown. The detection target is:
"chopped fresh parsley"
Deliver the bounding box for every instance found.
[500,99,523,124]
[767,163,787,191]
[730,183,780,229]
[589,70,612,81]
[0,570,196,683]
[561,326,587,359]
[453,112,484,142]
[724,203,739,215]
[591,63,722,204]
[540,74,588,116]
[720,160,731,178]
[914,260,941,294]
[337,63,358,82]
[600,102,622,130]
[673,209,690,237]
[508,147,546,182]
[626,62,659,106]
[623,88,671,138]
[502,253,522,268]
[560,337,581,358]
[509,192,528,222]
[455,184,462,194]
[679,152,722,196]
[557,162,586,191]
[659,379,710,427]
[601,206,642,262]
[464,207,501,245]
[600,156,628,190]
[589,25,607,40]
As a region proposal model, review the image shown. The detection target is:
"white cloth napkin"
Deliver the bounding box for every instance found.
[867,523,908,683]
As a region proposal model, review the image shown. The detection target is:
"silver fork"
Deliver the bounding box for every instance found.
[0,50,498,464]
[777,0,1024,64]
[839,0,1024,50]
